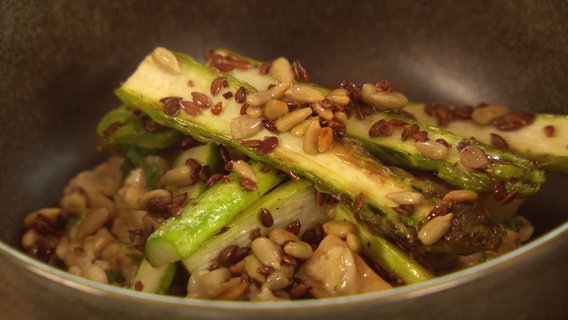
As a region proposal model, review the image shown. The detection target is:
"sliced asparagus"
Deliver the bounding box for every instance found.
[345,113,545,197]
[96,104,184,153]
[209,49,546,198]
[333,203,433,284]
[183,179,328,273]
[402,102,568,174]
[144,161,284,266]
[128,260,176,294]
[129,143,222,292]
[116,48,504,261]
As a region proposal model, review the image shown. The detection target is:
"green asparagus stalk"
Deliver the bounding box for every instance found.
[128,143,222,292]
[208,49,546,198]
[116,48,504,260]
[333,203,433,284]
[144,160,284,266]
[182,179,328,273]
[401,102,568,174]
[96,104,184,153]
[345,113,545,197]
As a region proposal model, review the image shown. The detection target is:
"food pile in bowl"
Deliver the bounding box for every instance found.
[20,47,566,301]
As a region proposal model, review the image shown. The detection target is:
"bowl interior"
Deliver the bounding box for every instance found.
[1,0,567,318]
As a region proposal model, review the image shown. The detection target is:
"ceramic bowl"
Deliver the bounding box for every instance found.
[1,1,567,319]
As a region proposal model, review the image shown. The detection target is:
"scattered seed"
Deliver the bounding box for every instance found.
[235,87,247,103]
[258,61,271,74]
[162,97,182,116]
[322,220,355,239]
[302,118,321,155]
[346,233,361,253]
[386,191,425,205]
[360,83,408,110]
[246,105,263,118]
[418,213,454,245]
[270,57,295,83]
[401,124,419,141]
[286,219,302,235]
[222,91,233,99]
[191,91,210,108]
[290,119,313,137]
[393,204,414,216]
[492,111,535,131]
[151,47,181,74]
[205,173,224,188]
[210,77,228,96]
[415,140,449,160]
[262,119,277,132]
[543,125,556,137]
[459,145,490,169]
[312,101,334,121]
[353,193,365,213]
[246,81,291,107]
[500,189,518,205]
[232,160,258,183]
[264,100,289,120]
[230,115,263,139]
[427,203,449,220]
[490,133,509,149]
[281,254,297,266]
[435,138,450,147]
[302,224,324,247]
[471,104,509,125]
[283,241,313,259]
[180,100,201,115]
[334,111,348,123]
[251,236,282,270]
[259,208,274,228]
[289,84,326,103]
[292,60,311,83]
[276,108,314,132]
[268,228,300,246]
[215,62,235,73]
[160,166,196,187]
[256,136,279,155]
[218,245,239,267]
[326,88,350,106]
[369,119,394,137]
[211,101,223,115]
[317,126,334,152]
[443,189,479,202]
[239,177,257,191]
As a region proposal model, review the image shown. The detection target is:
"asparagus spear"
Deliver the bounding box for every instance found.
[144,160,284,266]
[333,203,433,284]
[128,143,222,292]
[208,49,546,198]
[96,104,184,153]
[182,179,328,273]
[345,112,545,197]
[401,102,568,174]
[116,48,504,261]
[128,261,176,294]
